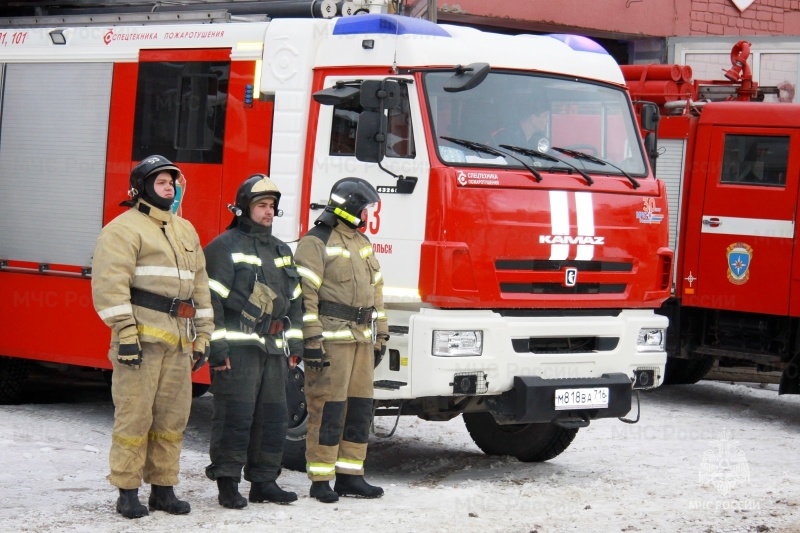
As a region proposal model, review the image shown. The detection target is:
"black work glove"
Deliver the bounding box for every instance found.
[117,326,142,368]
[208,341,230,369]
[374,344,387,368]
[192,346,209,372]
[191,334,211,372]
[374,333,389,368]
[303,347,329,372]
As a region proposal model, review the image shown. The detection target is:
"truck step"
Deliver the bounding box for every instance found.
[692,346,783,366]
[373,380,407,390]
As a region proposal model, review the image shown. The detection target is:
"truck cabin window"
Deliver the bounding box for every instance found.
[424,70,648,177]
[133,61,229,164]
[329,84,415,159]
[720,134,789,187]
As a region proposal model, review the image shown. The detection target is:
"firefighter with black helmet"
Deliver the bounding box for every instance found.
[203,174,304,509]
[294,177,389,503]
[91,155,214,519]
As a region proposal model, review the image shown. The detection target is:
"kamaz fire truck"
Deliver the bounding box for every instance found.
[624,41,800,394]
[0,3,671,469]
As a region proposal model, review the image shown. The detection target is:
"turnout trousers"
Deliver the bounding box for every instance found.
[304,341,374,481]
[206,345,288,483]
[108,341,192,489]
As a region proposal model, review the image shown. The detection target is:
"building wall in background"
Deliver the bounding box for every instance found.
[437,0,800,38]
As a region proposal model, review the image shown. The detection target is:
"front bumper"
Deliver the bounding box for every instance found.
[486,373,633,425]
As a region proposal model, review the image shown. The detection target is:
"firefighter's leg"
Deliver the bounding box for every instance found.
[336,341,374,477]
[244,352,288,483]
[206,345,261,481]
[143,344,192,487]
[245,352,297,503]
[108,341,161,489]
[304,342,354,481]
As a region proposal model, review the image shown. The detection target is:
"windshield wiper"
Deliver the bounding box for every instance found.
[501,144,593,186]
[440,136,542,183]
[552,146,640,189]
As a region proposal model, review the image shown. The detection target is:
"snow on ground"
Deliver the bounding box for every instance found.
[0,373,798,533]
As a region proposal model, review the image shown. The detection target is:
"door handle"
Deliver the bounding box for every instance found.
[702,217,721,228]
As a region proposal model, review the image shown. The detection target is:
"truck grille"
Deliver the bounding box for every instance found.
[497,259,632,295]
[512,336,620,354]
[500,282,626,294]
[496,260,633,272]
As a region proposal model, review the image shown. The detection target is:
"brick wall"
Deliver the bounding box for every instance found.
[691,0,800,35]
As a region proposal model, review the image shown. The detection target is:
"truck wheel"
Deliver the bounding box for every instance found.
[663,356,714,385]
[283,364,308,472]
[0,357,31,405]
[463,412,578,462]
[191,383,210,398]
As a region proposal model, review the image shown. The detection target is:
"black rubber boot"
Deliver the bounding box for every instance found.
[249,481,298,504]
[116,488,149,519]
[148,485,191,515]
[217,477,248,509]
[334,474,384,499]
[309,480,339,503]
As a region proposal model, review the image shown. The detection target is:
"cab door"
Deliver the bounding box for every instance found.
[307,75,430,295]
[694,128,799,315]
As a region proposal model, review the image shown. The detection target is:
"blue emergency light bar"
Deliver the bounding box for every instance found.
[333,13,451,37]
[545,34,609,55]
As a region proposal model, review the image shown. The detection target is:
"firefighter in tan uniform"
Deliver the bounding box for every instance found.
[91,155,214,519]
[294,177,389,503]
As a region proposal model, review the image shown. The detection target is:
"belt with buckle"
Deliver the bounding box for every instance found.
[130,287,196,318]
[319,300,375,325]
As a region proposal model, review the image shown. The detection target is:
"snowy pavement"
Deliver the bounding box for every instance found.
[0,374,798,532]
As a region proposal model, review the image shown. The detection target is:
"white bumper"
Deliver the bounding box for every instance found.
[374,307,667,400]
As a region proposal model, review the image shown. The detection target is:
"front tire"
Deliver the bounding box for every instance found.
[0,357,31,405]
[283,364,308,472]
[191,383,210,398]
[463,412,578,462]
[663,356,714,385]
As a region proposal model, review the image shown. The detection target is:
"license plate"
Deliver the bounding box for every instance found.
[554,387,609,410]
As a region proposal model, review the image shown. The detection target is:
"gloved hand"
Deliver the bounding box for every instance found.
[209,340,230,369]
[117,325,142,367]
[287,355,300,369]
[240,282,276,334]
[303,347,329,372]
[374,334,390,368]
[192,333,210,372]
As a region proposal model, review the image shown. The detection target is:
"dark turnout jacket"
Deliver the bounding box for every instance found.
[204,217,303,358]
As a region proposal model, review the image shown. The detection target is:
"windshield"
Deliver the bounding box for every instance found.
[424,70,647,176]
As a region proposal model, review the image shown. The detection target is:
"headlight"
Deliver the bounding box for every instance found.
[637,328,665,352]
[432,330,483,356]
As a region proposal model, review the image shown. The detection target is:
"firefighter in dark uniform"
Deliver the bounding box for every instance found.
[203,174,304,509]
[92,155,214,519]
[294,177,390,503]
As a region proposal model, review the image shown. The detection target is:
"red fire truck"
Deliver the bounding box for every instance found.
[624,41,800,394]
[0,4,671,468]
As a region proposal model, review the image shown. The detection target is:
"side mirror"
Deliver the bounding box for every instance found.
[355,111,387,163]
[360,80,402,111]
[641,102,661,132]
[444,62,490,93]
[312,84,360,106]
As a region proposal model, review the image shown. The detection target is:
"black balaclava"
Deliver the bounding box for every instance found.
[142,173,175,211]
